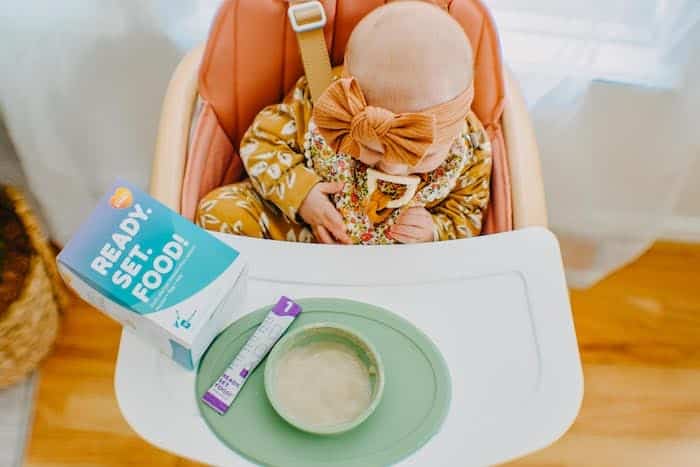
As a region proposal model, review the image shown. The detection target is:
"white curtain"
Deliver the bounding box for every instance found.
[1,1,698,287]
[485,0,700,286]
[0,2,186,244]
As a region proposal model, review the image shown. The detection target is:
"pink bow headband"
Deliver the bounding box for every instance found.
[312,76,474,166]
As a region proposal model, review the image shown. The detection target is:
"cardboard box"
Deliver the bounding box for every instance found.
[57,180,246,370]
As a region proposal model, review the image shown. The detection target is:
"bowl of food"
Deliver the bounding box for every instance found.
[264,322,384,435]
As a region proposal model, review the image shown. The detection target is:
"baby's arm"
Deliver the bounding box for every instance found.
[239,82,321,222]
[430,114,493,240]
[240,78,350,244]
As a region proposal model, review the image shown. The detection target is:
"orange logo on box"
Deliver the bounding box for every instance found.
[109,187,133,209]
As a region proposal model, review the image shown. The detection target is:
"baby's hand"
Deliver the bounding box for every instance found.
[390,207,435,243]
[299,182,352,244]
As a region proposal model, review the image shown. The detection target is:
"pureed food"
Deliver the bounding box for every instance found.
[274,341,372,428]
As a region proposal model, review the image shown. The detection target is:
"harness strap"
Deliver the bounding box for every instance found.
[287,0,333,102]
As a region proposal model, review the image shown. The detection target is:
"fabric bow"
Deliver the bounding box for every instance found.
[312,77,437,166]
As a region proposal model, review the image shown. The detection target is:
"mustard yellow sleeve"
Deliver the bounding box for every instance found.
[238,77,320,221]
[430,113,493,240]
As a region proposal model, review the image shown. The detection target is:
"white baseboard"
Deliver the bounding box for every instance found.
[661,216,700,243]
[0,373,36,467]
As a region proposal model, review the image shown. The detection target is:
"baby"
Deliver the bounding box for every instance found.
[197,1,492,244]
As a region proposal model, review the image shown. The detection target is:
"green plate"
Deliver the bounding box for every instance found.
[196,298,451,467]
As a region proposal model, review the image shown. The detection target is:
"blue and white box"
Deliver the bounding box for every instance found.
[57,180,246,370]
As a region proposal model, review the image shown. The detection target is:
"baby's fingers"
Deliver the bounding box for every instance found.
[317,181,345,195]
[323,206,352,244]
[391,224,423,240]
[397,213,428,228]
[313,225,335,244]
[390,230,417,244]
[396,208,432,228]
[390,224,432,243]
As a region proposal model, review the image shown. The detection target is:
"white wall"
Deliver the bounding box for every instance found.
[676,158,700,218]
[666,44,700,241]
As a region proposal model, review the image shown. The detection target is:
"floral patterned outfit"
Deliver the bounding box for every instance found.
[197,71,492,243]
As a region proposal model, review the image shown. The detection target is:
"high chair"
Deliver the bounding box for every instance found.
[115,1,581,465]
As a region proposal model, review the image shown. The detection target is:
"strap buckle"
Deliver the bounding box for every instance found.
[288,1,327,33]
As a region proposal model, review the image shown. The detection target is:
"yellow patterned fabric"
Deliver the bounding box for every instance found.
[197,180,315,241]
[197,70,492,242]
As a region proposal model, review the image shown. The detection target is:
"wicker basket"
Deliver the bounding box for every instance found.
[0,186,67,388]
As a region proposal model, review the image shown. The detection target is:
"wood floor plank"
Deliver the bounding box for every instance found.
[507,242,700,466]
[23,290,205,467]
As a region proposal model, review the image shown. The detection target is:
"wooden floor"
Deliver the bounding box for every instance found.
[23,242,700,466]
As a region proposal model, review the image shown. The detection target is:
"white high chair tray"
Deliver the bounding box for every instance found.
[115,227,582,466]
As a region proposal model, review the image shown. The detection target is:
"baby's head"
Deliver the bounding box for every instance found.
[332,1,474,175]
